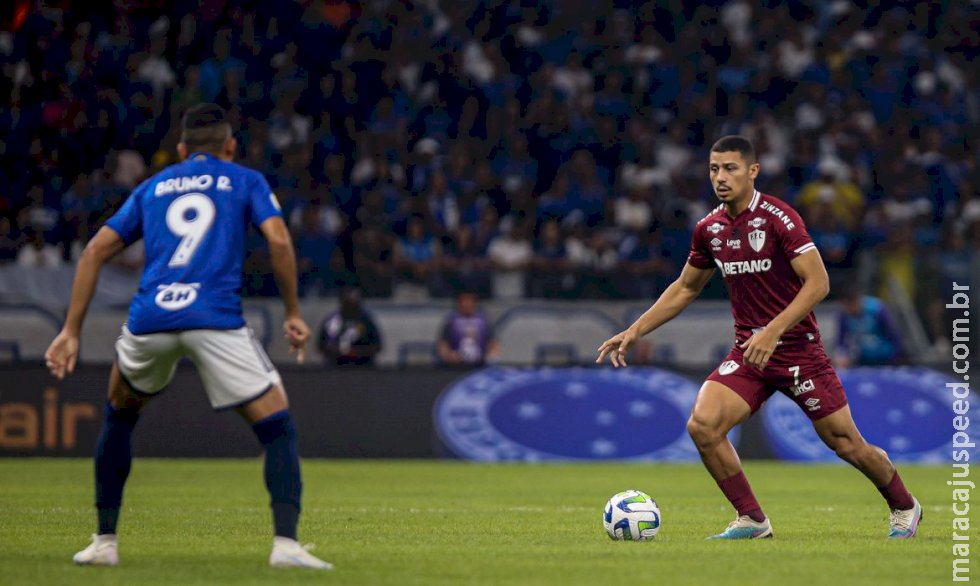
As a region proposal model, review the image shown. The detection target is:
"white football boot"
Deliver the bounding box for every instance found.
[708,515,774,539]
[888,497,923,539]
[269,537,334,570]
[73,534,119,566]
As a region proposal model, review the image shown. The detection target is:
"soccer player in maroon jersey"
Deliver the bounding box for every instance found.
[597,135,922,539]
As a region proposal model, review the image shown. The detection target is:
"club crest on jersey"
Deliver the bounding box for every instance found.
[155,282,201,311]
[706,222,724,235]
[718,360,740,375]
[748,229,766,252]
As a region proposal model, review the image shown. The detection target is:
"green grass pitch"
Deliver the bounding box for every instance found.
[0,459,958,585]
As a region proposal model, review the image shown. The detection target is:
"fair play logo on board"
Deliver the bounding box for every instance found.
[434,367,736,461]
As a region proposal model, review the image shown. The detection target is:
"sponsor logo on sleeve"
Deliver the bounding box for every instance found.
[759,201,796,230]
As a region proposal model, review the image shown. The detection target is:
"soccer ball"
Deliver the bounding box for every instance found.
[603,489,661,541]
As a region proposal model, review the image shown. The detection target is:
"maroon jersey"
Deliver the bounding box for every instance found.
[688,190,820,346]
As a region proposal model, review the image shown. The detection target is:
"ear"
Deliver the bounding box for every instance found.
[177,143,188,161]
[224,137,238,159]
[748,162,760,180]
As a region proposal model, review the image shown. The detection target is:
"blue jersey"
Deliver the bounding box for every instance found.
[106,152,282,334]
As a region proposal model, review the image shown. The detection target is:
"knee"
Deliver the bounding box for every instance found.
[828,435,864,464]
[687,415,724,449]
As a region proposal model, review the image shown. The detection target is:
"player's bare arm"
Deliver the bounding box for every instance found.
[740,249,830,370]
[597,262,715,368]
[259,216,310,364]
[44,227,126,380]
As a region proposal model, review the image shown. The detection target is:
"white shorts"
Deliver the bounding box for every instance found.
[114,326,282,410]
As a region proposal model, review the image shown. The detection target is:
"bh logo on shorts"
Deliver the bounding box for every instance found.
[433,367,733,461]
[155,282,201,311]
[718,360,740,375]
[762,367,968,462]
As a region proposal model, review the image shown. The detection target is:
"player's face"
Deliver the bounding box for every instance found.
[709,151,759,206]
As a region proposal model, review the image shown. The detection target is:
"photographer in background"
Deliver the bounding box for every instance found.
[318,285,382,367]
[436,289,499,367]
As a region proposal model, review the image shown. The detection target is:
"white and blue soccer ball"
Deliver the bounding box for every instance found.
[603,489,661,541]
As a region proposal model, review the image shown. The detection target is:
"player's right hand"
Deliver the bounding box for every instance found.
[283,316,311,364]
[45,331,79,380]
[596,328,640,368]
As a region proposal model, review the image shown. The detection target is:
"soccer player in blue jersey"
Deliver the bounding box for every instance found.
[44,104,332,569]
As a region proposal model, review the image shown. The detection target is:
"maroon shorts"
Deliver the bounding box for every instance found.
[705,342,848,421]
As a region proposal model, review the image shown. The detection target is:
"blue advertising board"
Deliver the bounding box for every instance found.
[762,367,971,463]
[434,366,738,461]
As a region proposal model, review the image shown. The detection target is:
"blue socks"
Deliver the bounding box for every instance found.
[252,410,303,540]
[92,405,303,540]
[95,402,140,535]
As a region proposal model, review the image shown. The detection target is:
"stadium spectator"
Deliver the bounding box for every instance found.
[834,286,905,368]
[392,214,441,296]
[0,218,22,265]
[352,225,395,298]
[529,219,574,298]
[292,201,341,298]
[16,186,60,245]
[612,186,655,233]
[0,0,974,321]
[318,285,382,367]
[436,289,499,367]
[16,228,62,268]
[442,224,492,298]
[795,158,865,231]
[614,227,672,299]
[487,220,533,299]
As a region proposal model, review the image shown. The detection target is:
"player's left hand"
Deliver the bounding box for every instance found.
[739,328,780,370]
[283,316,311,364]
[45,331,80,380]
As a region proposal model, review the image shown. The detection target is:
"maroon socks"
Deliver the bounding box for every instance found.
[717,471,766,522]
[877,471,915,510]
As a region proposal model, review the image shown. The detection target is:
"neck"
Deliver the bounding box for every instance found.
[724,188,755,217]
[187,149,232,162]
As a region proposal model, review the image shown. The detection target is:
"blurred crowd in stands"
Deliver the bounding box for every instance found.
[0,0,976,347]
